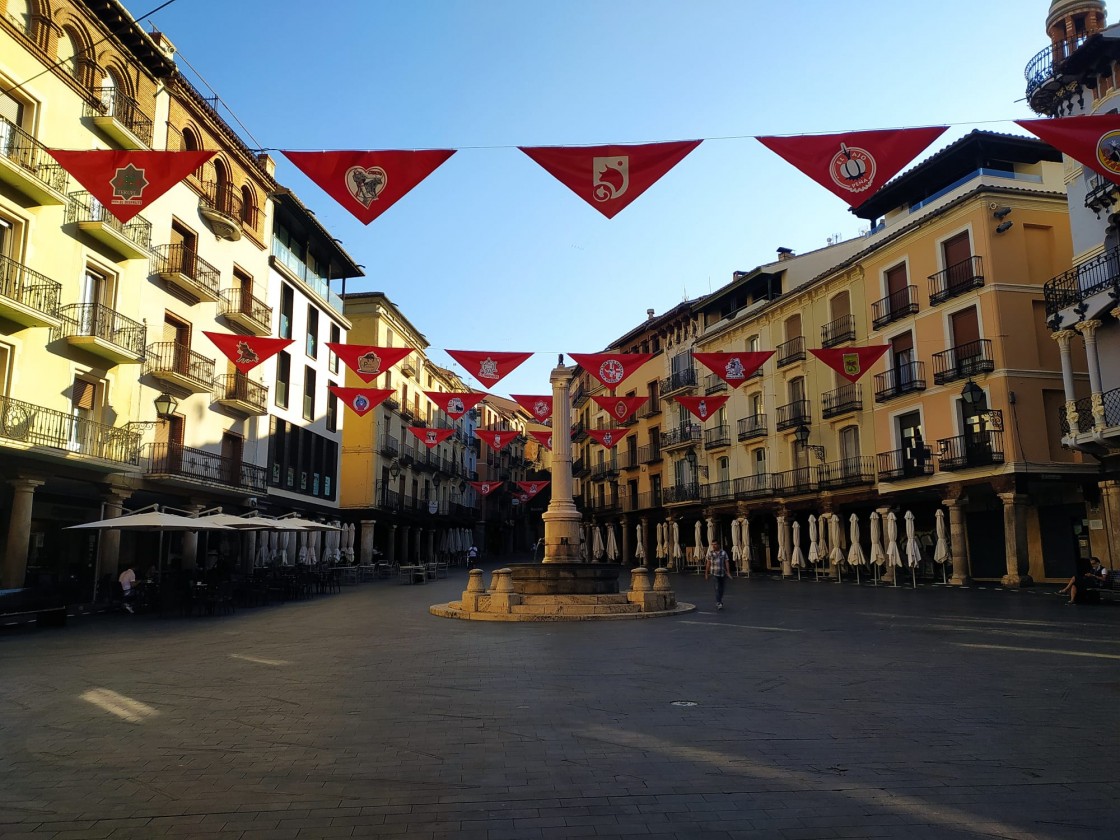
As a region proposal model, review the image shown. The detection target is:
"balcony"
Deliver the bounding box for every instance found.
[704,373,728,394]
[1084,174,1120,216]
[932,339,995,385]
[0,118,68,204]
[620,448,640,470]
[383,396,400,411]
[733,473,772,499]
[590,457,619,480]
[776,335,806,367]
[401,353,419,377]
[700,479,734,503]
[199,181,254,241]
[737,414,767,441]
[821,383,863,418]
[877,446,935,481]
[703,424,730,449]
[874,362,927,402]
[937,430,1005,471]
[660,367,697,396]
[1025,36,1092,113]
[589,495,622,514]
[572,419,587,441]
[638,442,662,463]
[660,423,700,450]
[572,456,589,478]
[83,86,152,148]
[663,482,700,505]
[571,380,589,407]
[0,254,62,328]
[637,400,661,418]
[818,456,875,489]
[820,314,855,348]
[146,443,267,492]
[871,285,918,330]
[144,342,215,393]
[772,466,817,495]
[151,244,220,303]
[218,288,272,336]
[1043,246,1120,318]
[379,435,400,457]
[0,393,140,467]
[58,303,145,364]
[775,400,810,431]
[929,256,984,306]
[66,192,151,259]
[213,373,267,415]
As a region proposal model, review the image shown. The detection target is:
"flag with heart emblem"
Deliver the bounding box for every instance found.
[476,429,517,451]
[469,480,503,497]
[692,351,774,387]
[520,141,702,219]
[204,332,293,374]
[445,350,533,387]
[809,346,890,383]
[48,149,216,223]
[529,430,554,451]
[408,427,454,449]
[592,395,647,423]
[675,394,729,422]
[326,343,413,383]
[282,150,456,224]
[516,481,549,500]
[756,127,948,209]
[587,428,628,449]
[328,386,394,417]
[568,352,655,391]
[425,391,485,419]
[1016,116,1120,185]
[511,394,553,423]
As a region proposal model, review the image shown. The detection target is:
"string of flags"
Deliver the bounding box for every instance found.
[47,117,1120,227]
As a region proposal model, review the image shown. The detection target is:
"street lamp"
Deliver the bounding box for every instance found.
[388,459,401,479]
[793,424,826,462]
[960,379,985,408]
[153,392,179,419]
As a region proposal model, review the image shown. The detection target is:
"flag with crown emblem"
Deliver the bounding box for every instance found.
[328,386,394,417]
[445,350,533,387]
[809,346,889,383]
[326,343,413,383]
[204,332,293,374]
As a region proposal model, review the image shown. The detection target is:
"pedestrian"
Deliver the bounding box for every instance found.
[118,564,138,614]
[705,539,731,611]
[467,544,479,569]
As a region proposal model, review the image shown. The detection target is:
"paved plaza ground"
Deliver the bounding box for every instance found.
[1,563,1118,840]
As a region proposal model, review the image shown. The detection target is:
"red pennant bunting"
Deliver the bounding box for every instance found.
[476,428,518,451]
[469,480,503,497]
[809,346,889,383]
[282,150,456,225]
[444,350,533,387]
[328,386,393,417]
[203,332,293,374]
[47,150,216,223]
[529,430,554,451]
[568,352,655,391]
[326,343,413,383]
[692,351,774,387]
[756,128,948,209]
[675,395,729,422]
[520,141,702,219]
[511,394,553,423]
[592,395,648,422]
[1016,116,1120,185]
[408,427,454,449]
[587,428,628,449]
[516,481,549,500]
[424,391,485,419]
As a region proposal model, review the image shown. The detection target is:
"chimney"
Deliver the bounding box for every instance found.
[777,247,794,261]
[150,31,176,61]
[646,308,655,320]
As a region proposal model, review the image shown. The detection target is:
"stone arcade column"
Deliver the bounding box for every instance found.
[1051,330,1081,433]
[1099,480,1120,569]
[1075,320,1107,431]
[542,360,582,563]
[2,478,44,588]
[98,487,131,580]
[999,492,1033,588]
[425,528,434,564]
[359,519,376,565]
[385,524,397,566]
[946,497,970,586]
[179,503,204,569]
[620,515,630,566]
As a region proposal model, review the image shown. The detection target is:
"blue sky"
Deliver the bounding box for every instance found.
[128,0,1056,398]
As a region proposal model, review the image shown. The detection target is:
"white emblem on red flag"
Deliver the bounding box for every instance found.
[829,143,876,194]
[346,166,387,207]
[592,156,629,202]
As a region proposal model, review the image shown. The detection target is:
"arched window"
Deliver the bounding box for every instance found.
[99,68,118,115]
[181,127,199,151]
[8,0,31,35]
[240,184,256,227]
[57,27,81,81]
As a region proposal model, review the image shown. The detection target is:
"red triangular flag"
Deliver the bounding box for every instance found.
[756,128,948,209]
[424,391,485,419]
[203,332,293,374]
[48,150,215,222]
[516,481,549,500]
[568,352,655,391]
[476,429,518,451]
[1016,116,1120,185]
[282,150,456,225]
[469,480,503,497]
[445,350,532,387]
[692,351,774,387]
[326,343,413,383]
[328,386,393,417]
[520,141,702,219]
[675,395,729,422]
[529,430,554,451]
[809,346,889,383]
[511,394,553,423]
[408,427,454,449]
[587,428,628,449]
[592,395,648,423]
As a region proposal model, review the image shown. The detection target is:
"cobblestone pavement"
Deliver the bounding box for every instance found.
[2,565,1118,840]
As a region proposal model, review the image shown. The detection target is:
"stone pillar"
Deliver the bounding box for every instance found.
[2,478,44,588]
[179,503,204,570]
[620,515,630,566]
[1052,330,1080,432]
[1098,480,1120,569]
[385,524,397,566]
[246,531,258,571]
[1075,320,1106,430]
[424,528,434,563]
[946,497,970,586]
[640,515,650,567]
[359,519,376,565]
[542,360,582,563]
[999,492,1033,588]
[97,487,130,580]
[460,568,485,612]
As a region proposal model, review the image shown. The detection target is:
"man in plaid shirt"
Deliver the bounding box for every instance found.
[705,538,731,611]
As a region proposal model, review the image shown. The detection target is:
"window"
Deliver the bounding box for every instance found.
[891,332,915,387]
[233,267,253,315]
[169,220,197,276]
[306,306,319,358]
[647,380,659,412]
[303,366,316,421]
[275,350,290,408]
[70,378,97,450]
[240,185,256,227]
[839,426,861,461]
[717,457,729,483]
[327,324,340,373]
[279,284,294,339]
[784,314,802,341]
[788,376,805,404]
[327,391,339,432]
[753,447,767,474]
[747,334,760,352]
[57,28,82,81]
[749,391,763,417]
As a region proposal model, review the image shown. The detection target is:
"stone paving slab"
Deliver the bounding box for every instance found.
[1,566,1118,839]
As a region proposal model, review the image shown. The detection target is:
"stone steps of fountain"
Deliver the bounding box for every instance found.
[510,595,642,616]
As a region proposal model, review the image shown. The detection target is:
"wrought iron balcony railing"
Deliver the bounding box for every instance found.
[638,443,662,463]
[772,466,816,495]
[144,341,215,390]
[660,423,700,449]
[703,424,731,449]
[776,335,806,367]
[620,448,640,469]
[379,435,399,457]
[700,479,734,503]
[820,314,856,348]
[704,373,728,394]
[58,303,146,358]
[0,393,140,465]
[1043,246,1120,316]
[932,339,995,385]
[871,285,919,330]
[147,442,267,492]
[1025,36,1092,101]
[737,414,767,441]
[0,117,69,196]
[929,256,984,305]
[877,446,935,481]
[821,383,863,418]
[936,431,1005,471]
[218,288,272,334]
[733,473,772,499]
[0,253,62,321]
[817,456,875,489]
[590,457,619,480]
[151,244,220,299]
[874,362,926,402]
[213,373,267,413]
[200,180,257,229]
[83,86,153,146]
[660,367,697,395]
[663,482,700,504]
[775,400,810,431]
[66,191,152,252]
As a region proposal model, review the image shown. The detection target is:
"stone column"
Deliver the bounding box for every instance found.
[1075,320,1106,430]
[640,515,650,567]
[424,528,434,564]
[1096,480,1120,569]
[1052,330,1080,433]
[246,531,258,571]
[2,478,44,588]
[999,492,1033,588]
[385,524,397,565]
[97,487,130,581]
[179,503,204,570]
[946,497,970,586]
[359,519,376,565]
[620,515,630,566]
[542,360,582,563]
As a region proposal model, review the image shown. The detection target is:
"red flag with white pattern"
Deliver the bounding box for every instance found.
[809,346,890,383]
[587,429,628,449]
[326,343,413,383]
[444,350,533,388]
[517,481,550,500]
[592,395,648,423]
[425,391,485,419]
[511,394,553,423]
[476,429,518,451]
[469,480,503,497]
[408,427,454,449]
[675,395,729,422]
[568,352,654,391]
[328,386,393,417]
[692,351,774,387]
[204,332,293,374]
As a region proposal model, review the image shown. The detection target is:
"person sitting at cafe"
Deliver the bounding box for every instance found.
[118,564,138,614]
[1059,556,1104,605]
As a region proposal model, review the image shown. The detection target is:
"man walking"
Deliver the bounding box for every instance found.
[705,538,731,611]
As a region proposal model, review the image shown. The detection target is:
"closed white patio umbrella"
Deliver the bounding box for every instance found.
[592,526,605,561]
[730,518,742,574]
[776,514,790,577]
[656,523,666,563]
[905,510,922,588]
[829,514,844,578]
[635,522,645,565]
[807,514,820,579]
[848,513,866,584]
[933,509,950,584]
[741,518,752,577]
[606,523,619,562]
[817,514,829,578]
[278,530,290,565]
[693,520,705,572]
[870,511,887,568]
[707,518,717,555]
[791,519,807,579]
[886,511,903,587]
[671,521,683,571]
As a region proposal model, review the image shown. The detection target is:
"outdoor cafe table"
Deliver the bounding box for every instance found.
[333,566,359,586]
